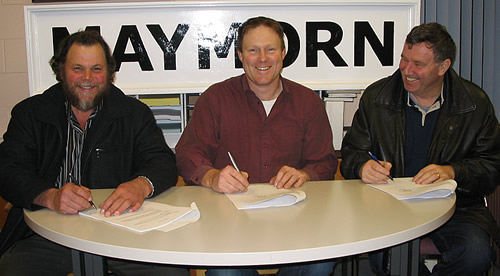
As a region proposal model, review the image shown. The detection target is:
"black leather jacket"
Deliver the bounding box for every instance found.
[341,69,500,242]
[0,83,177,254]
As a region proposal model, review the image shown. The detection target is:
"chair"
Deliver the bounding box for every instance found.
[0,197,12,230]
[419,237,440,274]
[420,238,439,255]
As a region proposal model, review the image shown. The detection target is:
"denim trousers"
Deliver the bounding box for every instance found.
[369,215,495,276]
[0,233,190,276]
[205,259,336,276]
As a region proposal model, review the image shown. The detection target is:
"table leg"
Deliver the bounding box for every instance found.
[389,239,420,276]
[341,255,358,276]
[390,244,403,275]
[71,249,107,276]
[409,239,420,276]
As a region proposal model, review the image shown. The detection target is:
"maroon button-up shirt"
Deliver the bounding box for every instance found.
[176,74,337,185]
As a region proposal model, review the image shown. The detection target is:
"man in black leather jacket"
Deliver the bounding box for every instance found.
[341,23,500,275]
[0,31,187,275]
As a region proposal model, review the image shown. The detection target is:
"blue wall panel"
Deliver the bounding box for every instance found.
[421,0,499,117]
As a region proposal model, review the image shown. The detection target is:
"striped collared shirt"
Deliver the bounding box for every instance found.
[56,101,102,188]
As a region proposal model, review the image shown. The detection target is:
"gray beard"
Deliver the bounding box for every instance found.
[62,81,110,112]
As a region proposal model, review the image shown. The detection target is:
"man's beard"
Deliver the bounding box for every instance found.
[62,80,110,112]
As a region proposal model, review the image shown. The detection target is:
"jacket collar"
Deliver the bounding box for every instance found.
[375,69,476,114]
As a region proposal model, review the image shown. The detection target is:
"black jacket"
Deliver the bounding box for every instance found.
[0,83,177,253]
[341,69,500,242]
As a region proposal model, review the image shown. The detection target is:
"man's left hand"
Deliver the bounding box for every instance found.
[270,166,309,189]
[99,177,152,217]
[413,164,455,184]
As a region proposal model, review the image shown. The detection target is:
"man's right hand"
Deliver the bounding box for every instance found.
[202,166,249,193]
[33,182,93,214]
[360,159,393,184]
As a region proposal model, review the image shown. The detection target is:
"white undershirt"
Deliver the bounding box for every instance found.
[261,98,277,116]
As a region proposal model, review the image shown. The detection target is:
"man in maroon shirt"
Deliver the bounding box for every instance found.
[176,16,337,195]
[176,16,337,276]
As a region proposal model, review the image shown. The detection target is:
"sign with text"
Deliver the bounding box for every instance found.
[25,0,420,95]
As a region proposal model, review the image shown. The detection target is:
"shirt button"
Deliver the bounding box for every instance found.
[264,165,268,169]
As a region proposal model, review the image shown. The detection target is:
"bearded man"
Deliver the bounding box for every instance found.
[0,30,187,276]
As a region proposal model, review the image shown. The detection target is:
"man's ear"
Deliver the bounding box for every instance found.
[439,59,451,76]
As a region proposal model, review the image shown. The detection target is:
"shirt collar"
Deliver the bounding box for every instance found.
[65,100,103,128]
[241,74,287,97]
[406,83,444,112]
[406,84,444,126]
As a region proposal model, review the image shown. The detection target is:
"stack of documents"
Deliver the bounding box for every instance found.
[368,178,457,200]
[225,184,306,210]
[79,201,200,233]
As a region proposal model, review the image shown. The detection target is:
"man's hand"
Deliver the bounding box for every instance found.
[413,164,455,184]
[202,166,249,194]
[270,166,309,189]
[360,160,393,184]
[99,177,152,217]
[33,182,93,215]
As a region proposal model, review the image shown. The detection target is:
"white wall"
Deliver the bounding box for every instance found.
[0,0,31,141]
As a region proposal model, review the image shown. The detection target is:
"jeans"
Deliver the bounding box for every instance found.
[0,233,190,276]
[428,218,495,275]
[368,216,495,276]
[205,259,336,276]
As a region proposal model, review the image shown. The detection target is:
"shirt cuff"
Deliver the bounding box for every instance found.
[138,176,154,198]
[192,164,214,186]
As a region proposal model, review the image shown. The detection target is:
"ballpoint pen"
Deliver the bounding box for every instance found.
[69,172,97,209]
[368,151,394,181]
[227,151,240,172]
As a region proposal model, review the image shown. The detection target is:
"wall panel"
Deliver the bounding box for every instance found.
[421,0,500,265]
[421,0,499,116]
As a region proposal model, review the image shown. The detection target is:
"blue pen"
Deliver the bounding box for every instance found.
[368,151,394,181]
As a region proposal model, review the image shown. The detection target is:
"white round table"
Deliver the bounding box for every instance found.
[24,179,455,275]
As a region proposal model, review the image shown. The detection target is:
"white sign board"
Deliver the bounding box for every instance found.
[25,0,420,95]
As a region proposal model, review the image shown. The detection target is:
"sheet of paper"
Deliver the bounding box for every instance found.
[79,201,200,233]
[225,184,306,210]
[368,178,457,200]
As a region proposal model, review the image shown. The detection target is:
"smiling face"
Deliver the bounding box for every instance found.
[237,25,286,98]
[399,42,450,99]
[61,43,110,112]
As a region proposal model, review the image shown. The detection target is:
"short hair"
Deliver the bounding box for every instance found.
[405,22,456,65]
[49,30,116,82]
[237,16,285,53]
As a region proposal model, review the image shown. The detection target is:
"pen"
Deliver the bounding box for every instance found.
[69,172,97,209]
[87,198,97,210]
[227,152,240,172]
[368,151,394,181]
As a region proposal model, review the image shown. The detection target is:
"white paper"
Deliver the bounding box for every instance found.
[225,184,306,210]
[368,178,457,200]
[79,201,200,233]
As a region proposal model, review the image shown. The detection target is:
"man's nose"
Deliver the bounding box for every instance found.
[259,51,267,61]
[402,63,414,75]
[83,69,92,80]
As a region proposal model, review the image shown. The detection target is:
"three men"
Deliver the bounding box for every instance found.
[341,22,500,275]
[0,31,187,275]
[1,16,498,276]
